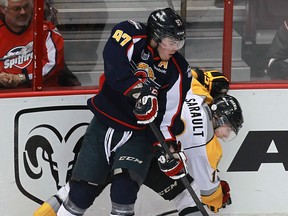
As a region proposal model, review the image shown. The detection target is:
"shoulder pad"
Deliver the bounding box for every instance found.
[112,20,147,37]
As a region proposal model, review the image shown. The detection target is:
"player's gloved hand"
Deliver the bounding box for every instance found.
[133,79,160,124]
[191,67,229,98]
[158,151,188,180]
[221,180,232,208]
[157,141,188,180]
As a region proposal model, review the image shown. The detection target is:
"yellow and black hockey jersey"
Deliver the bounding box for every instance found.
[177,77,225,210]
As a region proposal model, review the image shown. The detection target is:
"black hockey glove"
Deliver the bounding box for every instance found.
[156,141,188,180]
[191,67,229,98]
[133,79,160,124]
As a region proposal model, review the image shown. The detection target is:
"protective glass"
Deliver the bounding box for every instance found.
[214,116,237,142]
[159,37,185,51]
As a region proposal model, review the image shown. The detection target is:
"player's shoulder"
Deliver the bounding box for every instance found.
[171,52,191,76]
[172,52,189,63]
[112,20,147,37]
[186,91,206,104]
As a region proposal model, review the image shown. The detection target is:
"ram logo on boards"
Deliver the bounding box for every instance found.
[14,106,92,204]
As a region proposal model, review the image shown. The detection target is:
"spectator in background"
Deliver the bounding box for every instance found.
[266,20,288,79]
[43,0,81,86]
[0,0,80,88]
[44,0,59,26]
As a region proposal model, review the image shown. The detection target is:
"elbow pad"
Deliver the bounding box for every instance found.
[201,185,223,213]
[201,180,231,213]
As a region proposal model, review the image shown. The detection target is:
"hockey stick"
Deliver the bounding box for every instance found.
[149,122,209,216]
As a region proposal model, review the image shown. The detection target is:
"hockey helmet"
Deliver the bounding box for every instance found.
[192,68,230,98]
[147,8,186,50]
[211,94,244,141]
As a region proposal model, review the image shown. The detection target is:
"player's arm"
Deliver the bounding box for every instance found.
[156,140,188,180]
[147,60,191,177]
[201,180,231,213]
[157,60,192,142]
[103,21,147,94]
[105,37,160,126]
[190,135,231,213]
[103,21,161,124]
[191,67,229,100]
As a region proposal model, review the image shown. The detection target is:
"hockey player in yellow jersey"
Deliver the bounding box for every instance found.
[170,68,244,214]
[145,68,243,215]
[33,68,244,216]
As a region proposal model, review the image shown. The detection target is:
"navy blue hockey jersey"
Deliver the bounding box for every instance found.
[87,20,192,143]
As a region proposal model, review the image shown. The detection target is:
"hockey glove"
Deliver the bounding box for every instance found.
[192,67,229,98]
[221,180,232,208]
[157,141,188,180]
[133,79,160,124]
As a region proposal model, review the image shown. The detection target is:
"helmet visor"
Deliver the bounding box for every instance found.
[214,116,237,142]
[159,37,185,51]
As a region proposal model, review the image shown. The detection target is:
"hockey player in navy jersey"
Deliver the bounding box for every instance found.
[34,7,192,216]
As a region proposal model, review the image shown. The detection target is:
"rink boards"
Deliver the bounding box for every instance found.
[0,89,287,216]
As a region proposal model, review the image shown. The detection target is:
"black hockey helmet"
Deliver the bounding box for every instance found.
[211,94,244,134]
[147,8,186,44]
[192,68,230,98]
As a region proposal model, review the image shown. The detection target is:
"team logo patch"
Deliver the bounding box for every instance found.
[134,62,155,83]
[3,42,33,70]
[141,49,150,60]
[14,106,92,204]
